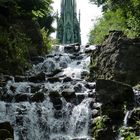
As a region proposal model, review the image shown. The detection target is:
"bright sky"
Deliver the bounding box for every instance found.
[51,0,102,45]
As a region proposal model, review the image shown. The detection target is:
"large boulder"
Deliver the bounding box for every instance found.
[0,122,14,140]
[96,79,134,122]
[96,79,134,104]
[90,30,140,86]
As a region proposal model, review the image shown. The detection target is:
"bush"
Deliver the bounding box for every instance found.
[0,25,31,75]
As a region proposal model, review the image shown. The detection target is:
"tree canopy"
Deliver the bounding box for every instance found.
[89,0,140,44]
[0,0,54,75]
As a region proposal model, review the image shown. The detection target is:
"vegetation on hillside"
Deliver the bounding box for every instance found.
[0,0,55,75]
[89,0,140,44]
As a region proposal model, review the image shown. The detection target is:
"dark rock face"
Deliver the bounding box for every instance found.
[96,79,134,123]
[90,30,140,86]
[96,79,134,104]
[0,122,14,140]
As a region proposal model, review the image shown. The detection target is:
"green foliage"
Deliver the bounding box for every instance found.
[120,127,138,140]
[92,116,108,133]
[0,26,31,74]
[89,0,140,44]
[38,15,55,35]
[89,9,126,44]
[0,0,54,74]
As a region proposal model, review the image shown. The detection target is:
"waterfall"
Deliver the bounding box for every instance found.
[123,111,130,127]
[0,44,96,140]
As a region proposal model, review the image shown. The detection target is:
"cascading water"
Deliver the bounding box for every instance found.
[0,45,96,140]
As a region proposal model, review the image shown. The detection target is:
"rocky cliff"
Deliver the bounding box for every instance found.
[90,30,140,86]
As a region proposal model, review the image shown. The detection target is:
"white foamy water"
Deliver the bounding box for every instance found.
[0,44,95,140]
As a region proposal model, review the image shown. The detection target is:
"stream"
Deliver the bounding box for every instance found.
[0,44,97,140]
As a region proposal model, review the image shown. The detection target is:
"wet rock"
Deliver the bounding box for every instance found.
[1,94,14,102]
[47,77,61,83]
[74,83,83,92]
[10,85,16,93]
[30,84,42,93]
[14,76,27,82]
[63,77,73,83]
[59,62,67,68]
[0,122,14,140]
[85,44,90,48]
[77,55,84,60]
[31,56,44,64]
[85,46,96,54]
[28,72,45,83]
[15,94,30,102]
[2,75,13,82]
[76,94,85,104]
[54,110,63,119]
[77,61,81,65]
[64,44,80,53]
[41,60,56,73]
[90,30,140,85]
[46,69,63,77]
[0,75,13,87]
[81,71,89,79]
[52,69,63,76]
[85,83,95,90]
[69,54,77,59]
[16,115,23,125]
[31,92,45,102]
[92,109,100,118]
[62,89,76,103]
[92,102,102,110]
[49,91,62,110]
